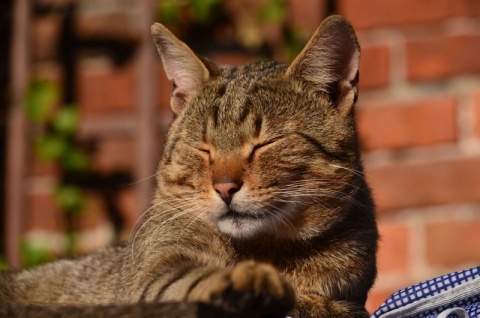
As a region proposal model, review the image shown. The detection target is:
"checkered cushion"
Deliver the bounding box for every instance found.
[371,266,480,318]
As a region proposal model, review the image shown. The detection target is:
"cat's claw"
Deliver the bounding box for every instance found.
[208,261,295,317]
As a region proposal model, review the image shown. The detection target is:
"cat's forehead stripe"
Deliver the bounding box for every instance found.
[216,84,227,96]
[238,98,252,124]
[224,66,239,80]
[200,61,288,148]
[222,61,285,82]
[253,116,263,139]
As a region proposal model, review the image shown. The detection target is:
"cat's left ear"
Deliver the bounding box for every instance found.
[151,23,210,114]
[286,15,360,115]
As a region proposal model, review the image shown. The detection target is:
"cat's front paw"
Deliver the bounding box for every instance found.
[294,294,370,318]
[206,261,295,317]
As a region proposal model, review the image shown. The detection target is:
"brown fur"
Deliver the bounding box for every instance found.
[0,15,378,318]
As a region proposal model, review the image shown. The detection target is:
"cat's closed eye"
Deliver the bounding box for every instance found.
[249,138,281,161]
[197,148,210,155]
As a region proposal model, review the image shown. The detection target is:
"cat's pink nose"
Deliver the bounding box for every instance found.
[214,182,242,204]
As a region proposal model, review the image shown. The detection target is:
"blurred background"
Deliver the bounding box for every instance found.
[1,0,480,313]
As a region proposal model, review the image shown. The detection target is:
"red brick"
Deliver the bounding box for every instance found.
[78,62,137,113]
[158,63,173,110]
[26,193,65,232]
[32,16,62,61]
[474,92,480,137]
[357,95,457,151]
[208,52,253,66]
[116,187,141,234]
[78,58,171,113]
[30,158,59,176]
[90,137,135,173]
[367,158,480,212]
[287,0,326,36]
[452,1,480,16]
[74,192,108,232]
[366,289,396,314]
[377,221,409,273]
[76,11,137,40]
[338,0,480,30]
[407,34,480,82]
[426,218,480,267]
[359,44,390,90]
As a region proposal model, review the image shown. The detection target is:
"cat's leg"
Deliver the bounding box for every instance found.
[292,293,369,318]
[0,273,16,304]
[190,260,295,316]
[145,260,295,317]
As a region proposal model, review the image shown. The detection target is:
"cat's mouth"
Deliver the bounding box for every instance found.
[216,208,269,238]
[216,205,296,239]
[220,209,265,221]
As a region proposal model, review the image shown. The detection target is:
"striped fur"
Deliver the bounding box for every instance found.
[0,15,377,318]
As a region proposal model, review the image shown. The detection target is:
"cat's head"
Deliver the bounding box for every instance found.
[152,15,364,241]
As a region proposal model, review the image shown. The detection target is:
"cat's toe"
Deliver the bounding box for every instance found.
[210,261,295,317]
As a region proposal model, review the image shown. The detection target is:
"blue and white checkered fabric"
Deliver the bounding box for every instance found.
[371,266,480,318]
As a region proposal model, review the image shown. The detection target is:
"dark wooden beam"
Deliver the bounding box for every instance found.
[0,302,268,318]
[5,0,30,270]
[135,0,158,215]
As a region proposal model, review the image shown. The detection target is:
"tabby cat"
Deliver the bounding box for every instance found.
[0,15,378,318]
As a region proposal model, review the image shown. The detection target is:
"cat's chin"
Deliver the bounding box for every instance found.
[216,208,301,240]
[217,208,272,239]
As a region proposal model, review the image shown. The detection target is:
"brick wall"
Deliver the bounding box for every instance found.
[337,0,480,311]
[20,0,480,313]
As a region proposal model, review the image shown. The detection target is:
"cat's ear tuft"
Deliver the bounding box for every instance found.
[151,23,210,114]
[286,15,360,115]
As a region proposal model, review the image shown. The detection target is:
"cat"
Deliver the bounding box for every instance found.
[0,15,378,318]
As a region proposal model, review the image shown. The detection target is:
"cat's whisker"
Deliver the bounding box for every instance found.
[147,205,202,250]
[130,193,201,232]
[131,196,199,238]
[275,180,364,204]
[148,203,201,234]
[270,183,364,208]
[329,163,369,179]
[131,198,200,266]
[261,202,298,234]
[122,172,160,187]
[281,179,359,190]
[129,201,164,238]
[181,209,208,239]
[312,191,367,209]
[130,201,166,265]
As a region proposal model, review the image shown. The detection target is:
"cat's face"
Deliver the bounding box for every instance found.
[152,16,362,240]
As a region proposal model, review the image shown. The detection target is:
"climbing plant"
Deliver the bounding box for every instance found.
[157,0,305,59]
[22,79,89,267]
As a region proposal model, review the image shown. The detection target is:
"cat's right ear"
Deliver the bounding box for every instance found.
[151,23,210,114]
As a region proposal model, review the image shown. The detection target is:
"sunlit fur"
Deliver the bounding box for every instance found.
[157,61,363,241]
[0,16,378,318]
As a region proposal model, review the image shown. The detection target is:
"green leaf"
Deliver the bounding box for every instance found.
[55,185,85,213]
[53,106,79,135]
[157,0,181,24]
[260,0,286,23]
[62,148,90,171]
[190,0,220,24]
[284,27,304,60]
[24,80,58,123]
[0,255,8,271]
[34,134,68,162]
[66,232,79,255]
[20,241,53,268]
